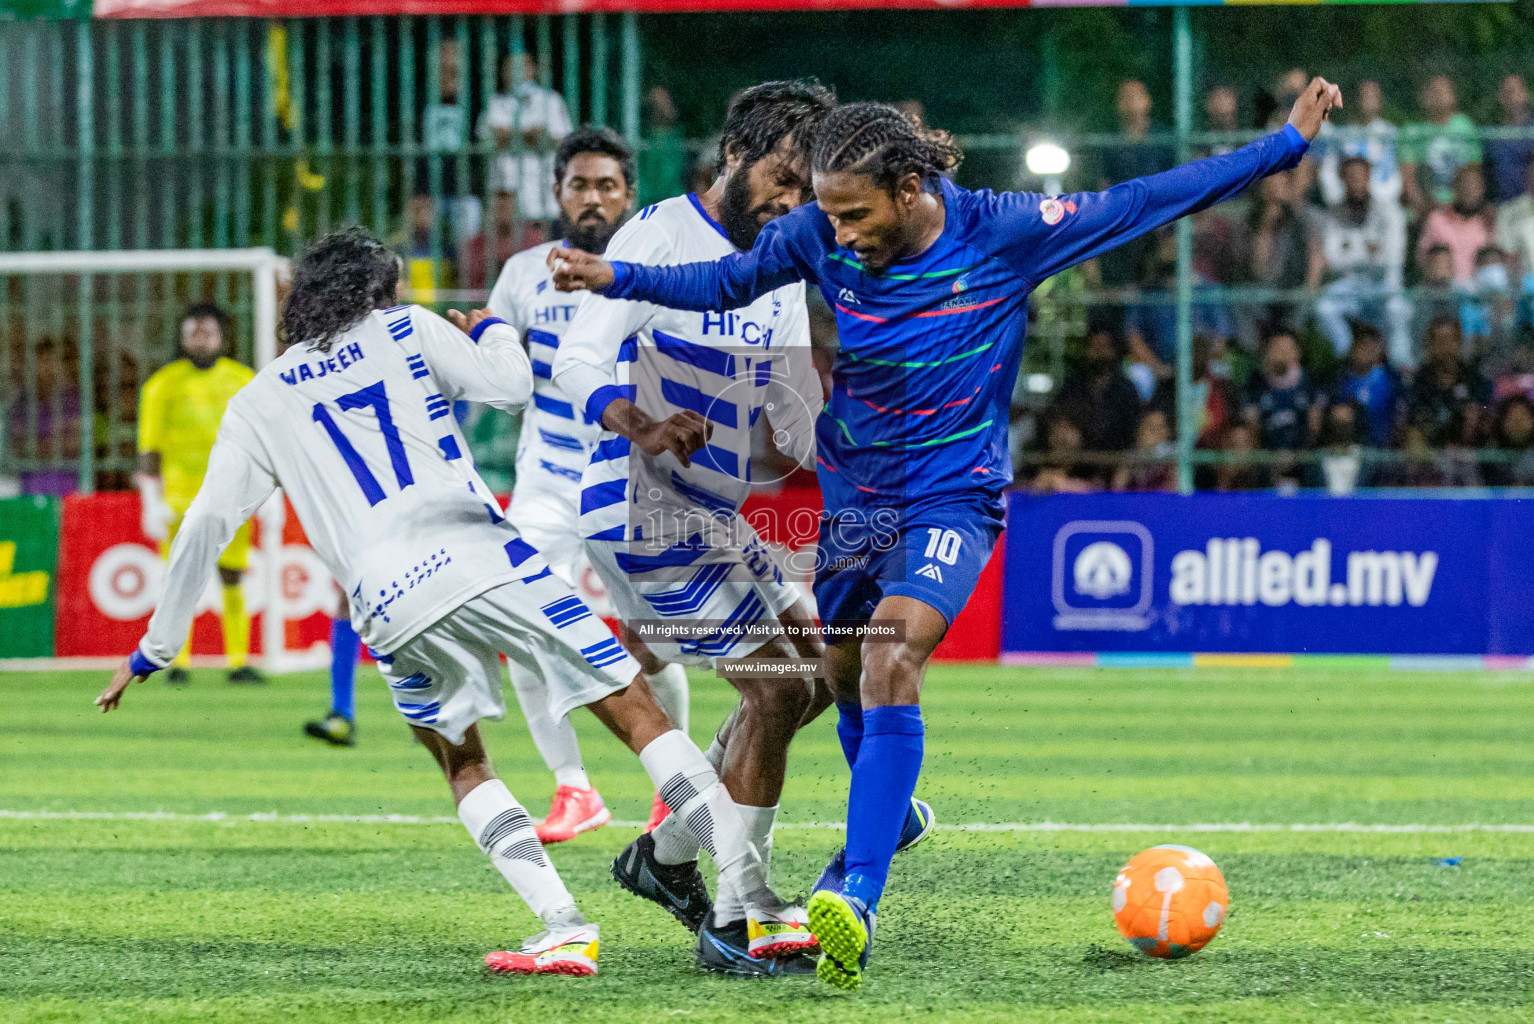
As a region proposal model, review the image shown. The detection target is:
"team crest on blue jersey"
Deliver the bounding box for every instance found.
[952,276,969,294]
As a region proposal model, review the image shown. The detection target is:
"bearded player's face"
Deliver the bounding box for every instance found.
[554,152,633,254]
[180,316,223,368]
[718,134,812,252]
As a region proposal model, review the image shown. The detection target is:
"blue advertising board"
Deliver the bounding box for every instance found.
[1003,494,1534,656]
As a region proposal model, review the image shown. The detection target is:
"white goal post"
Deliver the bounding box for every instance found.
[0,248,302,672]
[0,248,283,368]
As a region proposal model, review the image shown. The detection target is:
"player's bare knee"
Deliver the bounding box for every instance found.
[733,674,810,733]
[859,639,930,706]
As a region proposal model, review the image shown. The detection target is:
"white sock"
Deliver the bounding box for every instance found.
[636,730,767,900]
[643,663,690,734]
[713,802,778,926]
[458,779,579,926]
[650,722,730,866]
[507,665,590,790]
[651,803,701,865]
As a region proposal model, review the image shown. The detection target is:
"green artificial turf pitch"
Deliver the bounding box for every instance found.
[4,664,1534,1023]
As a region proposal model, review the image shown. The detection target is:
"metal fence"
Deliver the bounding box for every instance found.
[5,16,1534,496]
[0,15,638,264]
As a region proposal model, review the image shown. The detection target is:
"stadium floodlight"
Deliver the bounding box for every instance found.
[1025,141,1071,196]
[1025,141,1071,177]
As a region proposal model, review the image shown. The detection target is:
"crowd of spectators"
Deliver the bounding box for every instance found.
[1024,69,1534,492]
[20,62,1534,496]
[396,40,707,297]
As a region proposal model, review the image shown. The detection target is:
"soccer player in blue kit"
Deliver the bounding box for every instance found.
[550,76,1343,990]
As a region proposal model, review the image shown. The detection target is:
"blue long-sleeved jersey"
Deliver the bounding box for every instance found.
[603,124,1310,513]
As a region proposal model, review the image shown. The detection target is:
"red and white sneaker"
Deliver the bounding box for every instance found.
[747,901,819,959]
[486,923,599,976]
[642,791,670,834]
[534,785,611,844]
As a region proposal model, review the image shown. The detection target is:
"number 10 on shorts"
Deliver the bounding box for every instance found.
[923,528,962,566]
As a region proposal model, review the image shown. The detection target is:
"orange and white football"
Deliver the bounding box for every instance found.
[1111,844,1228,959]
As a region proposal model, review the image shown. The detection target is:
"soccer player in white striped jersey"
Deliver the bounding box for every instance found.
[489,127,692,844]
[95,227,812,977]
[552,81,833,974]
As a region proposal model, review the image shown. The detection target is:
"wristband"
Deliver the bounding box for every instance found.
[585,384,636,426]
[128,648,162,677]
[469,317,508,343]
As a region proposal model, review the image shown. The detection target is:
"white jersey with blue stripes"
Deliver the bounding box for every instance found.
[553,194,820,545]
[136,305,556,662]
[551,195,821,665]
[487,240,603,503]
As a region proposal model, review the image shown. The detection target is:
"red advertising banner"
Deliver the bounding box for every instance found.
[54,492,335,661]
[94,0,1037,19]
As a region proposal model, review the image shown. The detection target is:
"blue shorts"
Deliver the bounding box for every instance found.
[813,493,1004,632]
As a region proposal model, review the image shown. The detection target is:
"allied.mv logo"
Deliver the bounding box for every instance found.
[1051,521,1155,631]
[1074,541,1133,600]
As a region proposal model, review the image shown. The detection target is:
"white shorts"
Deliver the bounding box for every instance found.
[507,484,615,617]
[375,575,639,746]
[585,509,801,668]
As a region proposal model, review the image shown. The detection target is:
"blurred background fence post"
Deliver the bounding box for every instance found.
[1173,4,1195,495]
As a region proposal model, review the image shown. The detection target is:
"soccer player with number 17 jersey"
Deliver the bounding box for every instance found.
[97,228,811,977]
[551,77,1344,989]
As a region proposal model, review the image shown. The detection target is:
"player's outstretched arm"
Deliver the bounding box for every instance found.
[547,209,818,311]
[99,415,277,712]
[1003,77,1341,287]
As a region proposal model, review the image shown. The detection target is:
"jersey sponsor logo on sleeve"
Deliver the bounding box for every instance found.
[1039,197,1079,227]
[837,287,860,305]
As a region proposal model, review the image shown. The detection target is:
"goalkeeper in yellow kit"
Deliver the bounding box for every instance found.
[136,303,262,685]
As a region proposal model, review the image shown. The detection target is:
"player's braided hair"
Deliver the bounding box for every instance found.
[715,78,837,175]
[811,102,963,194]
[282,227,400,353]
[554,125,635,188]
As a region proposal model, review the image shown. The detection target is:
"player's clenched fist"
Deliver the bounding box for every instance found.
[547,246,616,293]
[635,411,711,468]
[1285,76,1343,142]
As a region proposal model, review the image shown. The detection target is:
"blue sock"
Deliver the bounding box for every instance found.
[329,617,360,720]
[835,701,864,768]
[842,705,924,913]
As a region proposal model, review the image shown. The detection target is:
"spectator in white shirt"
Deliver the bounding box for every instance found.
[1316,79,1401,208]
[1312,155,1411,364]
[479,53,573,223]
[1495,160,1534,284]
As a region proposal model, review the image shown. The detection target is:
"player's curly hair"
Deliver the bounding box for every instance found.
[715,78,837,175]
[554,125,635,189]
[282,227,400,353]
[811,102,963,194]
